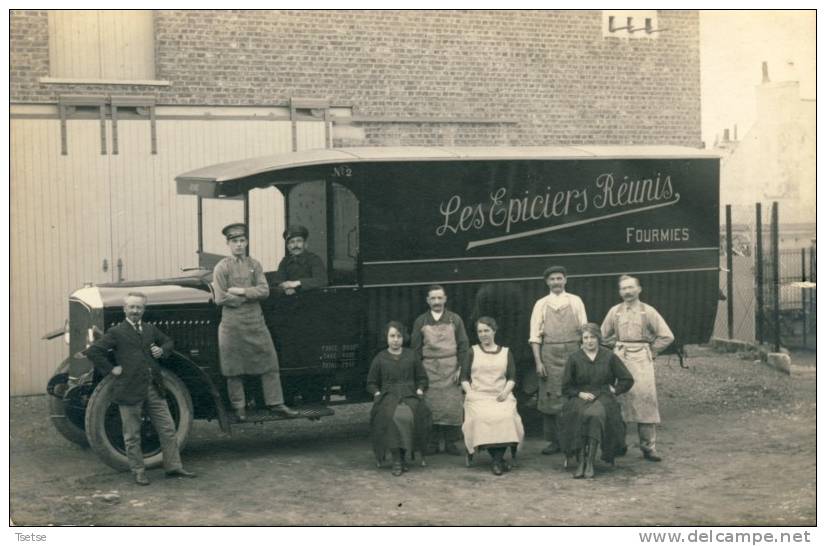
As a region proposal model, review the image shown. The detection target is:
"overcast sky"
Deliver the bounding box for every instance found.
[700,10,816,147]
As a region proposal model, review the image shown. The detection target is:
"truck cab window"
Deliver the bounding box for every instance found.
[287,181,359,286]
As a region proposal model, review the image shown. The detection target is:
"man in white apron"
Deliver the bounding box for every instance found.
[411,285,469,456]
[601,275,674,462]
[529,265,587,455]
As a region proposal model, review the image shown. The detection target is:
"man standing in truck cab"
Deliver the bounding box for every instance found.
[274,225,328,295]
[213,223,298,422]
[529,265,588,456]
[601,274,674,462]
[411,285,469,456]
[86,292,196,485]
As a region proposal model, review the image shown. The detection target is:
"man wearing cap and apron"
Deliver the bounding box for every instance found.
[274,225,328,295]
[411,285,470,456]
[212,223,298,422]
[601,274,674,462]
[529,265,588,456]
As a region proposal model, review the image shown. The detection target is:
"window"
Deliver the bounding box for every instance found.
[287,181,359,286]
[48,10,156,81]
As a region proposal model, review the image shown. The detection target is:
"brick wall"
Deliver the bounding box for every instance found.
[11,9,701,147]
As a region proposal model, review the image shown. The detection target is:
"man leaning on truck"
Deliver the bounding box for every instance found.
[86,292,196,485]
[274,224,328,295]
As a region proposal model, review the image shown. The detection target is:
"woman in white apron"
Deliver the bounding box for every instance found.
[461,317,525,476]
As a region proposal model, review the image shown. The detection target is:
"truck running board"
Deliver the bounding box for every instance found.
[231,406,335,425]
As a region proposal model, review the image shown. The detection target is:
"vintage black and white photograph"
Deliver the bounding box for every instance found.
[7,7,817,535]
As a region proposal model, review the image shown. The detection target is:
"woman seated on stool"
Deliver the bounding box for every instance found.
[367,321,432,476]
[560,323,634,479]
[461,316,525,476]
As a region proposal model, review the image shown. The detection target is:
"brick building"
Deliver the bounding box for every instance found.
[11,9,702,395]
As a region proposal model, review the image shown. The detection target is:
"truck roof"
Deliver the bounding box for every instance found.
[175,145,719,197]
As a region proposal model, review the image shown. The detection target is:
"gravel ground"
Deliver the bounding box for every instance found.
[10,345,816,526]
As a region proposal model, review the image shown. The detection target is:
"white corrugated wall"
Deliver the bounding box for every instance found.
[10,113,327,395]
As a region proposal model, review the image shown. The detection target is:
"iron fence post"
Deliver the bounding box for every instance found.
[726,205,734,339]
[755,203,764,344]
[801,247,807,348]
[771,202,780,353]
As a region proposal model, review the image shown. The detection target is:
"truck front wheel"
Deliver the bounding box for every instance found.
[84,369,193,471]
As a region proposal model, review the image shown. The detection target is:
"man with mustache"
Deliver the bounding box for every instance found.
[601,274,674,462]
[86,292,196,485]
[529,265,587,456]
[274,225,328,295]
[411,285,469,456]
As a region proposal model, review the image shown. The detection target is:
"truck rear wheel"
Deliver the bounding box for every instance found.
[84,369,193,471]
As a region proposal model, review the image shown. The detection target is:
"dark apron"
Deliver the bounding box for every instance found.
[421,321,464,426]
[537,302,580,415]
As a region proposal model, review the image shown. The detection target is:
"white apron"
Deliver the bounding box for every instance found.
[614,342,660,424]
[462,346,525,452]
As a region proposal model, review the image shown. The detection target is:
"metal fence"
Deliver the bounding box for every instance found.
[717,202,816,351]
[761,245,817,350]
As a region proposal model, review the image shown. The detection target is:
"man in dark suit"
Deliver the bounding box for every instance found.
[274,225,328,295]
[86,291,196,485]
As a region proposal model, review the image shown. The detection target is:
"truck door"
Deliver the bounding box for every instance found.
[265,180,364,401]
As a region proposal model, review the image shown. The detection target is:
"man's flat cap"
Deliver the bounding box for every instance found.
[543,265,568,279]
[222,223,247,240]
[283,225,309,241]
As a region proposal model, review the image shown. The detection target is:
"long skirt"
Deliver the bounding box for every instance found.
[462,391,525,453]
[560,393,627,463]
[370,393,431,461]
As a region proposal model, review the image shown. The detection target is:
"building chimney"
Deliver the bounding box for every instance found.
[762,61,770,83]
[723,128,730,142]
[733,124,738,141]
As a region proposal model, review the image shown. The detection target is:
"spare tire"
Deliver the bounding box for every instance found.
[84,369,193,471]
[48,390,89,447]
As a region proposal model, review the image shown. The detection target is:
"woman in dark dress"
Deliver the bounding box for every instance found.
[560,323,634,479]
[366,321,432,476]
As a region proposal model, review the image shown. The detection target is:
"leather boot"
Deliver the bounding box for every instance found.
[584,439,598,479]
[573,448,586,479]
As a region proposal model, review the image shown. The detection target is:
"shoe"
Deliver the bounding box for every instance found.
[444,442,462,456]
[541,443,561,455]
[584,439,598,479]
[166,468,197,478]
[643,450,662,462]
[233,409,246,423]
[268,404,299,418]
[573,449,586,479]
[134,471,150,486]
[491,461,503,476]
[391,462,403,476]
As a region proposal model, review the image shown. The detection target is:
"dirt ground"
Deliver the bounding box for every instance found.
[10,346,816,526]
